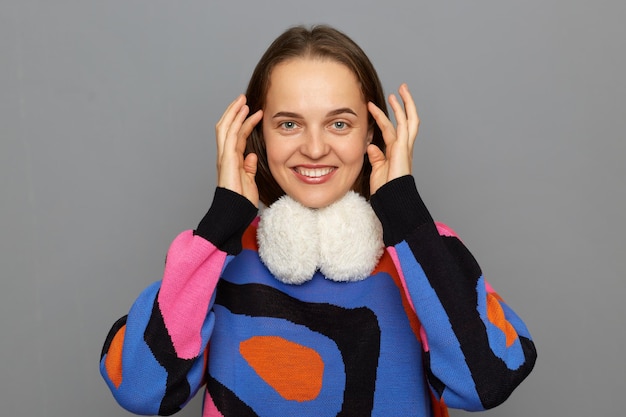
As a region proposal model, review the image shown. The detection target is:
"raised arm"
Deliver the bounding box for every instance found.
[100,188,258,415]
[371,175,536,411]
[101,95,262,415]
[368,87,535,410]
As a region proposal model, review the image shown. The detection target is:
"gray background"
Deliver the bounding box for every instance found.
[1,0,624,416]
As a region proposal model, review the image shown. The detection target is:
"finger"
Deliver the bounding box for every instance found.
[216,95,246,152]
[243,152,258,177]
[216,103,249,177]
[227,104,251,138]
[366,144,388,195]
[366,143,386,167]
[216,94,245,130]
[236,109,263,153]
[243,152,260,207]
[367,101,397,146]
[388,93,408,145]
[398,84,420,144]
[222,104,251,156]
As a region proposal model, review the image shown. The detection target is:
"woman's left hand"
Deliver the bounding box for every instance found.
[367,83,420,195]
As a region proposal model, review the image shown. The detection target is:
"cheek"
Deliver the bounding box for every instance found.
[341,137,369,164]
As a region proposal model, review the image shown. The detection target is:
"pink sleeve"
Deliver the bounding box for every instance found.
[157,230,227,360]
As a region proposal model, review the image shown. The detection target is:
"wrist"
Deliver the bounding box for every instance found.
[195,187,258,254]
[370,175,433,246]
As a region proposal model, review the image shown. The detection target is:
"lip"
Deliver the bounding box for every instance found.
[292,165,337,184]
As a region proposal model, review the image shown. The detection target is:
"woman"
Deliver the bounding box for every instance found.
[100,25,536,417]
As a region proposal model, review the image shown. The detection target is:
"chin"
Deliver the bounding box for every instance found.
[290,193,343,209]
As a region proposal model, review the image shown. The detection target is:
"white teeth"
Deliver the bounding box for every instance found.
[296,167,334,178]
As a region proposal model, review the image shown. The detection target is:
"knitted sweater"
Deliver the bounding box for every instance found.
[100,176,536,417]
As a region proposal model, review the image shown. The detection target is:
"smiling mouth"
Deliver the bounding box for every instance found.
[293,167,336,178]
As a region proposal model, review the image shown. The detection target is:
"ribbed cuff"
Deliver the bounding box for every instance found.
[370,175,433,246]
[194,187,258,255]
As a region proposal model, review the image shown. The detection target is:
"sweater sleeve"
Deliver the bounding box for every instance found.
[100,188,257,415]
[370,176,536,411]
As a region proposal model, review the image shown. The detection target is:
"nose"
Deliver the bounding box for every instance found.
[300,128,329,159]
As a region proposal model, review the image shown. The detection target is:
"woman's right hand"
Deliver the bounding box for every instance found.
[215,95,264,207]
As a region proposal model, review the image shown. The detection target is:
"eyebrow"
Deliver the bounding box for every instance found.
[271,107,358,119]
[327,107,358,117]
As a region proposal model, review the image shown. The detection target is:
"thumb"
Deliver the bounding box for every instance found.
[366,144,386,169]
[243,152,258,177]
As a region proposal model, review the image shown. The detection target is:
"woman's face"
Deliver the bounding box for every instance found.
[262,58,372,209]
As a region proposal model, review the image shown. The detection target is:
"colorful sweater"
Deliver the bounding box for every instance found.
[100,176,536,417]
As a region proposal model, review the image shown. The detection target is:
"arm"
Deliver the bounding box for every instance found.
[371,176,536,411]
[101,95,263,415]
[100,188,257,415]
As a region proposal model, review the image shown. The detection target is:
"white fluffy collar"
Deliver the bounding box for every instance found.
[257,191,384,285]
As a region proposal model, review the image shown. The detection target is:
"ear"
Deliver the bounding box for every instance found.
[366,129,374,146]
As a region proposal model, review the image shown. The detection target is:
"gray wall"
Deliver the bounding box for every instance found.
[2,1,624,416]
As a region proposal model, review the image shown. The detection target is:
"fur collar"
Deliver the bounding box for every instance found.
[257,191,384,285]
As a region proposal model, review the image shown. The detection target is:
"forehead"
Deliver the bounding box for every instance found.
[265,58,365,110]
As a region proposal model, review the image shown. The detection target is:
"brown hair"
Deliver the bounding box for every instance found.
[245,25,388,206]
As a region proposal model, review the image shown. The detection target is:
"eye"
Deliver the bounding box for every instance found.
[280,121,297,130]
[332,121,347,130]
